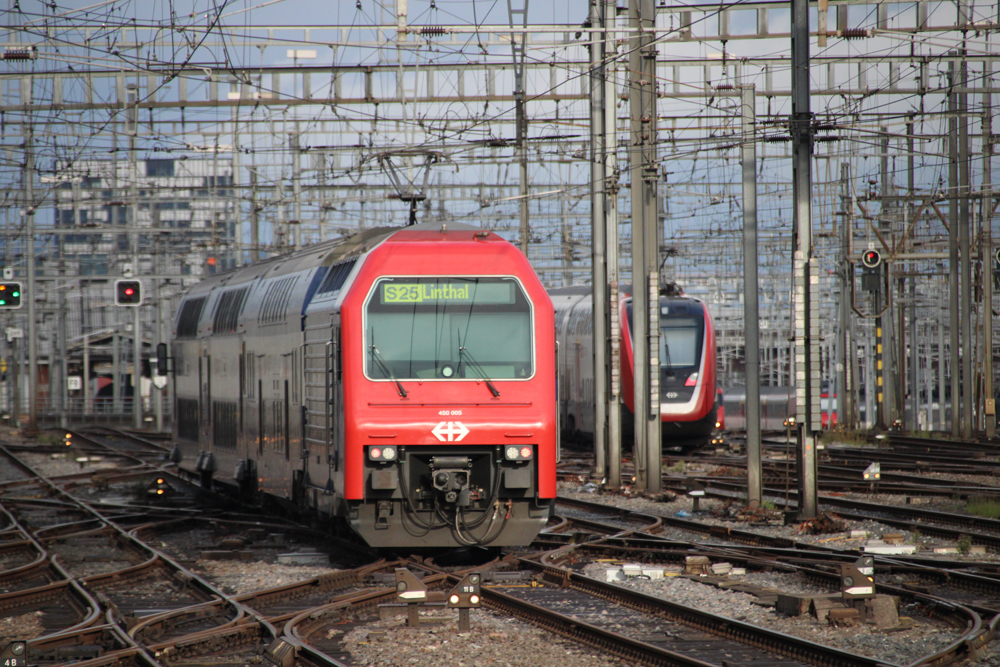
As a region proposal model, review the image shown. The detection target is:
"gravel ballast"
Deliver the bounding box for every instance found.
[580,563,963,665]
[341,609,636,667]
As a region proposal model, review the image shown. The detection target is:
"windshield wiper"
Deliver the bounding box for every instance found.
[662,338,672,374]
[458,345,500,397]
[369,344,407,397]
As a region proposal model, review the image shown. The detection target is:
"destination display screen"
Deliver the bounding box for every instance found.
[379,280,516,305]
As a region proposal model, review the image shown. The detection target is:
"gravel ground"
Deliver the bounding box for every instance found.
[341,609,636,667]
[0,611,45,645]
[193,560,348,595]
[15,451,122,478]
[579,563,963,666]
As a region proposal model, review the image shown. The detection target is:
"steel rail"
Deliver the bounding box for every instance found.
[0,444,277,659]
[665,479,1000,552]
[556,495,802,548]
[525,524,993,666]
[483,585,721,667]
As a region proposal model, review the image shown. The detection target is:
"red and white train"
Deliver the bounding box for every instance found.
[170,223,556,548]
[551,285,719,451]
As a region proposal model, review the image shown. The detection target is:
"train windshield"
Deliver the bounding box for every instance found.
[659,317,700,368]
[626,302,704,370]
[364,277,533,380]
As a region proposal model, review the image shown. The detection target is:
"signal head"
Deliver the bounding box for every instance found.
[0,282,22,309]
[861,249,882,269]
[446,573,482,608]
[115,279,142,306]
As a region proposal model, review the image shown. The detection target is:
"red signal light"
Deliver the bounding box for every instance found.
[861,249,882,269]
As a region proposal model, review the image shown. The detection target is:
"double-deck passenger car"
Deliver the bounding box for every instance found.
[171,223,556,548]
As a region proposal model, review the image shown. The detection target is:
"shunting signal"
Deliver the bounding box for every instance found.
[0,282,22,309]
[64,433,73,447]
[146,477,173,497]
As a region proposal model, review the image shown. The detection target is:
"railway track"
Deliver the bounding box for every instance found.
[541,500,997,665]
[3,428,999,666]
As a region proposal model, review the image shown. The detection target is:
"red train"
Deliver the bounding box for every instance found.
[552,285,719,451]
[171,223,557,548]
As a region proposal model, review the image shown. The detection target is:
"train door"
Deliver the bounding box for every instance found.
[239,339,245,442]
[303,316,340,500]
[198,355,203,443]
[200,341,211,444]
[258,377,264,456]
[283,377,290,461]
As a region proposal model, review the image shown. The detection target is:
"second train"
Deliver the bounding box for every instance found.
[552,284,719,451]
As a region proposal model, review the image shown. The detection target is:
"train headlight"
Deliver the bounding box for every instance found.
[441,365,455,378]
[368,446,397,462]
[505,445,533,460]
[685,372,699,387]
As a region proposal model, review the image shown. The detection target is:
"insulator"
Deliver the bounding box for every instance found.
[3,47,37,60]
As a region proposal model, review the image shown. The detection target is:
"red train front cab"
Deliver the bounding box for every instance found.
[337,225,557,547]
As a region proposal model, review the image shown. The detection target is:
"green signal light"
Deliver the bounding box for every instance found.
[11,292,18,297]
[0,300,6,305]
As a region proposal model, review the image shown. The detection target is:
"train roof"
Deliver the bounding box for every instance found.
[178,222,495,301]
[548,285,592,296]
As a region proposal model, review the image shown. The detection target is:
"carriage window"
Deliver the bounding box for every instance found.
[364,277,532,380]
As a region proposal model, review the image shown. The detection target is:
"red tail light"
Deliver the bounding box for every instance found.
[685,372,699,387]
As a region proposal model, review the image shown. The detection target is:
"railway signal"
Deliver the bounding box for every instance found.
[395,568,446,627]
[861,249,882,269]
[447,572,482,632]
[861,249,882,292]
[447,573,481,608]
[114,279,142,306]
[841,555,875,600]
[64,432,73,447]
[994,248,1000,290]
[156,342,169,376]
[1,640,28,667]
[0,282,22,309]
[146,476,173,498]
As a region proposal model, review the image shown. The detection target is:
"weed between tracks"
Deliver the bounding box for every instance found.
[965,496,1000,519]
